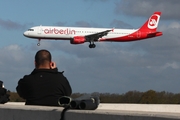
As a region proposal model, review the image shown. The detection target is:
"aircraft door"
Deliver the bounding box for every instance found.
[137,31,141,38]
[37,26,42,35]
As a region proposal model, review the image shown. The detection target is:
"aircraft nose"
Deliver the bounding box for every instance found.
[23,31,29,37]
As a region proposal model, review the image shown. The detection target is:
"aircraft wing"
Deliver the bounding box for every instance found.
[85,29,112,42]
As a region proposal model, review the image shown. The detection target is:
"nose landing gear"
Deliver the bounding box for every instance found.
[37,39,41,46]
[89,41,96,48]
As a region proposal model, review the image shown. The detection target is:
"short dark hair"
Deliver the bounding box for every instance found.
[35,49,52,67]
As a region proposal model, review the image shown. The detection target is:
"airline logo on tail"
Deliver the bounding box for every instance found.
[148,14,160,29]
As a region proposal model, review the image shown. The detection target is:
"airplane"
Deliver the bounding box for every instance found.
[23,11,162,48]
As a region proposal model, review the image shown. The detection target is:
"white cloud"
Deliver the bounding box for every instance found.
[147,62,180,72]
[162,62,180,70]
[115,0,180,20]
[160,22,180,31]
[4,44,23,61]
[168,22,180,29]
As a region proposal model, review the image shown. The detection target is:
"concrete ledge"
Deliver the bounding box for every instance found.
[1,103,180,120]
[98,103,180,113]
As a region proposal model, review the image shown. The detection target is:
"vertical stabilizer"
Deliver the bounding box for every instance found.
[139,12,161,32]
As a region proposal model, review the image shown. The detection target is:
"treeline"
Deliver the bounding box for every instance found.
[7,91,25,102]
[99,90,180,104]
[7,90,180,104]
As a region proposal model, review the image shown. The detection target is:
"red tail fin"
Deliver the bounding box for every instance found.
[139,12,161,32]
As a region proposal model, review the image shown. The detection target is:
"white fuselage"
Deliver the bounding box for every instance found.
[24,26,138,41]
[23,12,162,48]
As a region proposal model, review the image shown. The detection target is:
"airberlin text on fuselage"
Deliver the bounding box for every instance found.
[44,28,76,34]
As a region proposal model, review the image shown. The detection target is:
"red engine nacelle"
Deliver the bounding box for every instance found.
[70,36,86,44]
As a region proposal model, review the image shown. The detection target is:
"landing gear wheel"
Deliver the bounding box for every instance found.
[37,39,41,46]
[89,44,96,48]
[89,44,92,48]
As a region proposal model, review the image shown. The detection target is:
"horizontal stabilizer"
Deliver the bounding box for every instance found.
[147,32,163,37]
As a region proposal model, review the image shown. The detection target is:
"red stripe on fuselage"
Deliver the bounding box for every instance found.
[99,30,162,42]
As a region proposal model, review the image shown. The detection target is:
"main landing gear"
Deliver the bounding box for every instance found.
[89,41,96,48]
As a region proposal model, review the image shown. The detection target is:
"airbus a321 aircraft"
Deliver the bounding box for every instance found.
[23,12,162,48]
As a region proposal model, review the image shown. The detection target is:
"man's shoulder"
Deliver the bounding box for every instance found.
[19,69,66,81]
[31,68,61,74]
[19,74,33,82]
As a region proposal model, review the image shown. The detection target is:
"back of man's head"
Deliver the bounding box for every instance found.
[35,49,52,68]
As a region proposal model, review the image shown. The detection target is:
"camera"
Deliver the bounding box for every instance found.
[0,80,10,104]
[58,96,100,110]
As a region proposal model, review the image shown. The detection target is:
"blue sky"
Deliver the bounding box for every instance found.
[0,0,180,94]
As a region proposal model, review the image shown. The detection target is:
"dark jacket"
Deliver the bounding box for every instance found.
[16,68,72,106]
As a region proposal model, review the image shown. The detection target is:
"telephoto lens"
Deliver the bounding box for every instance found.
[58,96,72,107]
[58,96,100,110]
[79,97,100,110]
[70,100,81,109]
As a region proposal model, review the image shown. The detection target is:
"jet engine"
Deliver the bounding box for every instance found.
[70,36,86,44]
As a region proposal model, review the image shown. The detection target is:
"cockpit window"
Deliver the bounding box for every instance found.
[28,29,34,31]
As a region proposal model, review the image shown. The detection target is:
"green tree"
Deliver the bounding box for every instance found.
[7,91,25,102]
[139,90,158,104]
[121,91,142,103]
